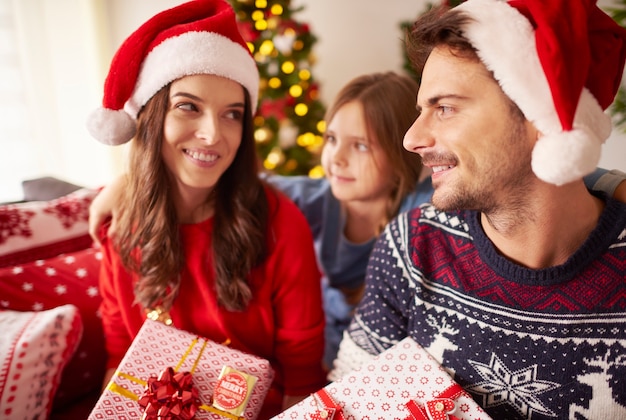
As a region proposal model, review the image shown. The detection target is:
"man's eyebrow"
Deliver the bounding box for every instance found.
[418,93,468,108]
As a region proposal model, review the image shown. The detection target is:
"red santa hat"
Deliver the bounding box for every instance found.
[455,0,626,185]
[87,0,259,145]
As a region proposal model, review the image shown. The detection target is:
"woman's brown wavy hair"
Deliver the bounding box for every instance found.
[114,82,268,312]
[324,72,423,233]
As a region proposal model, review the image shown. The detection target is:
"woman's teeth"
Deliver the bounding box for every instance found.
[186,150,217,162]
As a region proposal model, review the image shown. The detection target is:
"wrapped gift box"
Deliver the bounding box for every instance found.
[89,319,274,420]
[273,337,491,420]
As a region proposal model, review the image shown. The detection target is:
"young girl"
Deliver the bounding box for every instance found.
[264,72,429,368]
[87,1,325,417]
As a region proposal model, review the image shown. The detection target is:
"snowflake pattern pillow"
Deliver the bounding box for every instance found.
[0,304,83,419]
[0,187,99,267]
[0,247,106,409]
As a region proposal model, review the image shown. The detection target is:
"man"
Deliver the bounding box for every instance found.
[332,0,626,418]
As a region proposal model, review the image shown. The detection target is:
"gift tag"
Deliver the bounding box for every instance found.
[425,398,457,420]
[311,389,341,420]
[405,383,465,420]
[310,407,336,420]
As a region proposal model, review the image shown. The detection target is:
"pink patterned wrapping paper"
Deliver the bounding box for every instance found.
[88,319,274,420]
[273,337,491,420]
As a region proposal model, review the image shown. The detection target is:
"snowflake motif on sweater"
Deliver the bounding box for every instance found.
[347,198,626,420]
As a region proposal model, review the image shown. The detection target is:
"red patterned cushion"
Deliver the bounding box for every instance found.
[0,188,99,268]
[0,305,83,419]
[0,247,106,411]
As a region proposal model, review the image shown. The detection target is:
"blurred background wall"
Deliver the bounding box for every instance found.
[1,0,624,202]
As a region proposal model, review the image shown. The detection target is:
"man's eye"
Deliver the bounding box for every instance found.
[438,105,453,115]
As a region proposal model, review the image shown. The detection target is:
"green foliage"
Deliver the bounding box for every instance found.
[229,0,326,176]
[399,0,465,84]
[606,0,626,130]
[610,83,626,128]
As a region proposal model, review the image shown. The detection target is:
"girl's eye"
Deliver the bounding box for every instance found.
[355,142,369,152]
[323,134,336,144]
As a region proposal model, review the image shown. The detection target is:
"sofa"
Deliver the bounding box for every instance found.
[0,177,107,419]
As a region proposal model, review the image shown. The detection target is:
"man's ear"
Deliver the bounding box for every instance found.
[528,122,542,147]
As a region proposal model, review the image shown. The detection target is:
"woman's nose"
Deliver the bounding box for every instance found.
[196,114,219,144]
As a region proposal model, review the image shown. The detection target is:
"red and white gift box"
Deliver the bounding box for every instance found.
[273,337,491,420]
[88,319,274,420]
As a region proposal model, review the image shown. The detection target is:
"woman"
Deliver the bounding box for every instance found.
[86,1,326,417]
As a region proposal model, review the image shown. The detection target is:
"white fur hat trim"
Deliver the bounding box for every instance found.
[456,0,611,185]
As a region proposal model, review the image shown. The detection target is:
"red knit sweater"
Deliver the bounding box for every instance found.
[98,188,326,417]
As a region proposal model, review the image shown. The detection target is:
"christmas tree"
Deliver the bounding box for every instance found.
[229,0,326,177]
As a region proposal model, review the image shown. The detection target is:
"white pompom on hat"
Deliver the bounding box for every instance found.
[87,0,259,146]
[455,0,626,185]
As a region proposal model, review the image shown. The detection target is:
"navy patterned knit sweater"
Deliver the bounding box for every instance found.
[347,197,626,419]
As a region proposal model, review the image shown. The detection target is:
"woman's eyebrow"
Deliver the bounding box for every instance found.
[170,91,245,108]
[170,91,201,101]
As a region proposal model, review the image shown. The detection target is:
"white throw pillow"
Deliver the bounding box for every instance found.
[0,304,83,419]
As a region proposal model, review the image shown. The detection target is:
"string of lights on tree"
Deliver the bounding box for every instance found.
[229,0,326,177]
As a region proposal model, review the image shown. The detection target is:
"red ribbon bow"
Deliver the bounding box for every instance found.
[405,384,467,420]
[138,367,200,420]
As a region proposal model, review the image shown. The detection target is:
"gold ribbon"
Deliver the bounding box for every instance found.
[106,336,244,420]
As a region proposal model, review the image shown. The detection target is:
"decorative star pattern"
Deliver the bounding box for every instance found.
[466,353,559,419]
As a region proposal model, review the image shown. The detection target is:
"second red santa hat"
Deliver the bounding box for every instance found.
[457,0,626,185]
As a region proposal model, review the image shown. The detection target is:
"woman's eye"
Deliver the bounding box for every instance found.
[176,102,197,112]
[225,109,244,120]
[323,134,336,144]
